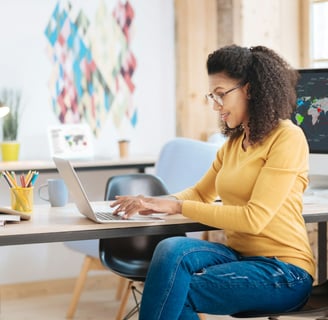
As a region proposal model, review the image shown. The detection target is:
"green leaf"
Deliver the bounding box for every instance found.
[0,88,22,141]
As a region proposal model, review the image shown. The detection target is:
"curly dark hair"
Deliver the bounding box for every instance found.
[206,44,299,144]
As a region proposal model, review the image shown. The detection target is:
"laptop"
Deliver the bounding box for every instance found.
[53,157,164,223]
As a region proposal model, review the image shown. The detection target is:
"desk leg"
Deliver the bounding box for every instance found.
[318,221,327,284]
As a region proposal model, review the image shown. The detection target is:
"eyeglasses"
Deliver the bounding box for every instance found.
[205,84,242,107]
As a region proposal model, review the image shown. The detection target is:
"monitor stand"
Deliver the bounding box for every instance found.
[306,174,328,197]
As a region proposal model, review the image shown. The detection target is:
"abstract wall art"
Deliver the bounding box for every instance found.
[44,0,137,137]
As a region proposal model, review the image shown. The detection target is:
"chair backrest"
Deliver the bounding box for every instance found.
[155,137,219,193]
[104,173,168,201]
[100,173,183,281]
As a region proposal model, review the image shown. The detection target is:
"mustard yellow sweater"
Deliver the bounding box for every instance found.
[174,120,315,278]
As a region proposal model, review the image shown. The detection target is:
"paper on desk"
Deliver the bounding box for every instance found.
[0,207,31,220]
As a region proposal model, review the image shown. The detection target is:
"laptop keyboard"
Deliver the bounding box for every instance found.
[95,211,123,220]
[93,207,123,221]
[92,205,165,222]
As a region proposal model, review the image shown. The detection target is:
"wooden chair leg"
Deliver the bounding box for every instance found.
[202,231,209,241]
[115,280,133,320]
[116,277,128,300]
[66,256,107,319]
[198,313,206,320]
[66,256,94,318]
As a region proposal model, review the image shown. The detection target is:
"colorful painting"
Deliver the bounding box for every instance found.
[44,0,137,137]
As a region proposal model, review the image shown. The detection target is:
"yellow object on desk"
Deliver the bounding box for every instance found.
[10,187,33,213]
[1,142,20,162]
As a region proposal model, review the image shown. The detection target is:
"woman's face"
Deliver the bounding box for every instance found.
[208,72,249,129]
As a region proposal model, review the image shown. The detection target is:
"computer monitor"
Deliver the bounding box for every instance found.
[291,68,328,188]
[292,68,328,153]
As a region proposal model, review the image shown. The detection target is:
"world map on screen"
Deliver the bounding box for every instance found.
[292,72,328,153]
[295,96,328,126]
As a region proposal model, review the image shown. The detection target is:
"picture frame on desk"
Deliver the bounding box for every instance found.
[48,124,94,160]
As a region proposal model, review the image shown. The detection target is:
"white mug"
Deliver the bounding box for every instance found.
[38,179,68,207]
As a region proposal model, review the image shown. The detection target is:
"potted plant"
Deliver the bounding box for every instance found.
[0,88,22,161]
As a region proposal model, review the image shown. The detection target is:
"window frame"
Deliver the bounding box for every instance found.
[302,0,328,67]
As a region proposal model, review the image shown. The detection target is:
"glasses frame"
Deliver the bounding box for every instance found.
[205,84,243,107]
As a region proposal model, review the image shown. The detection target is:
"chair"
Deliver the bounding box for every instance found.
[155,137,219,193]
[64,173,171,318]
[65,137,220,318]
[232,279,328,319]
[99,173,186,320]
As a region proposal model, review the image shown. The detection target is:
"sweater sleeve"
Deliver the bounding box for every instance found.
[180,126,309,234]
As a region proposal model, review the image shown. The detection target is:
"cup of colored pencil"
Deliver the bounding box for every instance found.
[1,170,39,213]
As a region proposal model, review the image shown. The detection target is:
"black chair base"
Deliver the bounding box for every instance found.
[232,280,328,319]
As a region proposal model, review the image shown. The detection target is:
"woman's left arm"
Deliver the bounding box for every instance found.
[181,126,309,233]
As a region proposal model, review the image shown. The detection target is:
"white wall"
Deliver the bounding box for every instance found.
[236,0,300,66]
[0,0,175,284]
[0,0,176,160]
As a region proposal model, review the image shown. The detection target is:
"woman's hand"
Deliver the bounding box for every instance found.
[110,195,183,219]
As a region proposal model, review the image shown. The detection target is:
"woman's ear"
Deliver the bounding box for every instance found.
[243,82,251,99]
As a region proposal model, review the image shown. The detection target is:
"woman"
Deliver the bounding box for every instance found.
[111,45,315,319]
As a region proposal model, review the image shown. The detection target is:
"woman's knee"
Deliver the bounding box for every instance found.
[153,236,195,260]
[156,236,186,252]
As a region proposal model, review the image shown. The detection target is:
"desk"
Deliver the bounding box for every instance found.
[0,203,327,283]
[0,204,213,246]
[0,156,156,174]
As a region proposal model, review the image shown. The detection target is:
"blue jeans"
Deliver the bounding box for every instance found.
[139,237,313,320]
